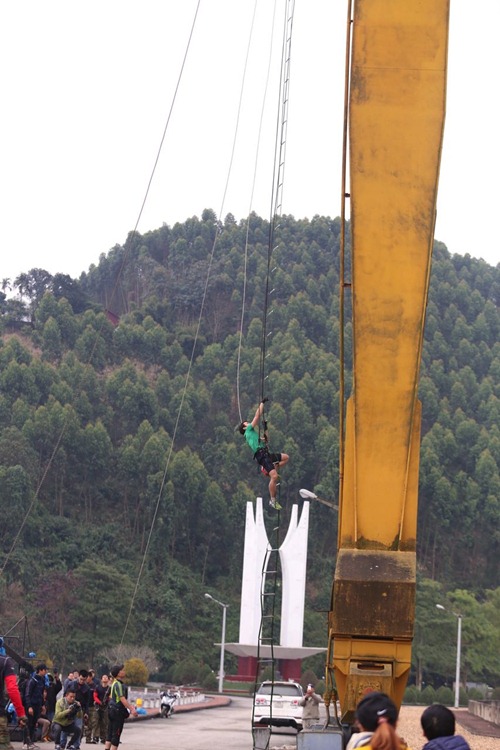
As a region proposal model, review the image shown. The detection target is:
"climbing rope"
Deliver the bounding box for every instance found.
[250,2,296,748]
[120,1,267,644]
[257,0,295,439]
[236,1,281,424]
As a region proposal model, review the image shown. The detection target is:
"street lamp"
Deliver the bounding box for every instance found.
[205,593,229,694]
[436,604,462,708]
[299,488,338,511]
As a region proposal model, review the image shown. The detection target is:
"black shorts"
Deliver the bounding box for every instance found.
[255,448,281,474]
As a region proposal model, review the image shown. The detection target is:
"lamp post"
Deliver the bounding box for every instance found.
[436,604,462,708]
[299,488,338,511]
[205,593,228,694]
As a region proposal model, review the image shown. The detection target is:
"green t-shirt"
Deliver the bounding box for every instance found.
[110,679,126,704]
[244,425,265,454]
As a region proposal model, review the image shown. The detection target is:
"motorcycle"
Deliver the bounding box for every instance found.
[160,690,178,718]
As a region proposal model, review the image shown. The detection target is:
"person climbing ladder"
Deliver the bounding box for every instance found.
[239,398,289,509]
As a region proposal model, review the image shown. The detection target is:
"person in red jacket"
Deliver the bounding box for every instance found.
[0,653,27,750]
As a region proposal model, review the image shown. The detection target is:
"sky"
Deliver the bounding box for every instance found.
[1,0,499,288]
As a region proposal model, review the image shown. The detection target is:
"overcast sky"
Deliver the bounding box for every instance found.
[1,0,498,288]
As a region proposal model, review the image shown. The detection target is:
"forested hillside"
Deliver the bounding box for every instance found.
[0,210,499,686]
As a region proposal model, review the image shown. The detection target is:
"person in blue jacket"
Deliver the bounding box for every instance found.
[25,663,48,748]
[421,704,471,750]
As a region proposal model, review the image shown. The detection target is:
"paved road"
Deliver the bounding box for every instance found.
[123,695,298,750]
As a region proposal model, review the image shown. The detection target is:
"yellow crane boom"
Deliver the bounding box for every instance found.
[330,0,450,721]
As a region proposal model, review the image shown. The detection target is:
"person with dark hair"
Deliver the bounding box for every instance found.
[25,664,48,749]
[93,676,110,745]
[299,683,322,730]
[46,672,62,722]
[0,654,27,750]
[421,704,471,750]
[104,666,137,750]
[52,689,82,750]
[62,675,76,695]
[84,671,99,744]
[63,670,90,750]
[346,691,408,750]
[238,399,289,509]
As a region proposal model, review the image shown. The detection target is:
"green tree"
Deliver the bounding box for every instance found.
[41,316,63,361]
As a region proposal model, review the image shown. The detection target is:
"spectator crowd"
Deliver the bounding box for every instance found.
[1,654,136,750]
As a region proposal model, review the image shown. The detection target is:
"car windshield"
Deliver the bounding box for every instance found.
[258,684,301,697]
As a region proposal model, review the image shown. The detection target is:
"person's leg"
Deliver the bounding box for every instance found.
[269,468,279,500]
[103,715,114,750]
[90,707,99,743]
[108,714,125,750]
[0,714,14,750]
[69,718,82,750]
[38,718,50,741]
[68,722,81,750]
[85,708,96,743]
[28,707,41,745]
[100,711,108,744]
[51,723,62,749]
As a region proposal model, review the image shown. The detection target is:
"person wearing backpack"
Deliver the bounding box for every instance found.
[104,666,137,750]
[25,664,48,749]
[0,654,27,750]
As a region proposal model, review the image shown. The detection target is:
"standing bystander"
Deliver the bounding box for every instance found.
[104,666,137,750]
[25,664,48,749]
[299,683,322,730]
[93,676,110,745]
[0,653,27,750]
[46,672,62,722]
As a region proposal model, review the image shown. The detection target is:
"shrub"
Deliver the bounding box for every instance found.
[315,679,326,697]
[201,670,218,691]
[300,669,318,690]
[124,658,149,686]
[171,658,200,685]
[436,686,454,706]
[420,685,436,705]
[467,688,484,701]
[403,685,419,704]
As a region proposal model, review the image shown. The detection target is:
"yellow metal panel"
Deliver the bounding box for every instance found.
[346,0,449,545]
[332,635,412,723]
[330,0,449,719]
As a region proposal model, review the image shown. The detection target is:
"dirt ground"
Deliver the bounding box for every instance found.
[397,706,500,750]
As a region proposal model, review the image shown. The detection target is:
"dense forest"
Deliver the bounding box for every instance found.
[0,210,499,689]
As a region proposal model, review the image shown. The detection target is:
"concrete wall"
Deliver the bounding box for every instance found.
[468,700,500,726]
